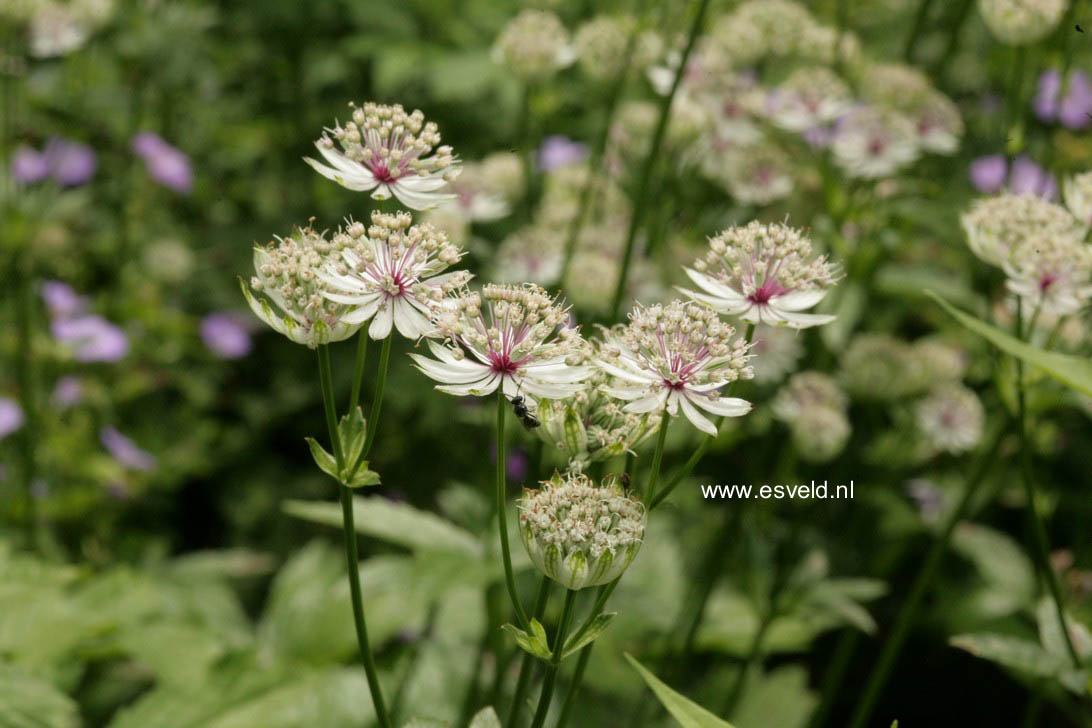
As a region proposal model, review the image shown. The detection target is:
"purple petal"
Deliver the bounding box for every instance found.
[201,312,252,359]
[40,280,87,318]
[52,376,83,408]
[44,138,96,187]
[1009,155,1056,199]
[1033,69,1062,122]
[538,135,588,172]
[1058,71,1092,129]
[11,146,50,184]
[0,398,25,439]
[52,315,130,362]
[968,155,1007,192]
[100,426,156,472]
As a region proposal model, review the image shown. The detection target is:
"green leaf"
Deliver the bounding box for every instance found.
[304,415,380,489]
[562,613,617,659]
[304,437,339,481]
[625,654,736,728]
[0,665,80,728]
[951,633,1086,693]
[502,620,552,661]
[952,524,1035,619]
[337,408,368,478]
[927,290,1092,396]
[733,666,818,728]
[468,707,502,728]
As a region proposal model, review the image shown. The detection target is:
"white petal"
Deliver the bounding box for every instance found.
[772,289,827,311]
[679,395,718,436]
[341,297,383,325]
[767,307,837,329]
[437,374,500,397]
[690,395,752,417]
[409,353,491,384]
[392,298,430,339]
[368,303,393,339]
[683,268,748,303]
[623,390,668,413]
[602,385,653,401]
[593,358,659,384]
[677,286,752,315]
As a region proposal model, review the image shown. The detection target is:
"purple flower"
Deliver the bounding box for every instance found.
[41,280,87,318]
[1009,155,1057,199]
[506,449,528,481]
[44,138,96,187]
[52,315,129,362]
[132,132,193,193]
[52,376,83,408]
[11,146,50,184]
[1033,70,1092,129]
[969,155,1007,192]
[538,135,588,172]
[100,426,156,472]
[0,398,25,439]
[200,313,252,359]
[803,124,835,149]
[1033,70,1062,122]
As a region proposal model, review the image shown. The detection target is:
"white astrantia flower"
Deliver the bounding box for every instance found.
[304,102,459,211]
[766,67,852,132]
[858,64,963,155]
[518,471,645,590]
[596,300,753,436]
[832,106,920,179]
[242,222,361,348]
[317,210,472,340]
[915,382,985,455]
[494,226,565,286]
[1063,171,1092,226]
[961,193,1087,267]
[410,282,591,399]
[680,221,840,328]
[978,0,1066,45]
[1003,235,1092,317]
[750,325,804,384]
[715,143,795,206]
[492,9,574,80]
[771,371,847,423]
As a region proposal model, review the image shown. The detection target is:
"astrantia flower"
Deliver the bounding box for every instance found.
[915,383,985,455]
[518,472,645,590]
[318,210,472,340]
[1064,171,1092,225]
[714,143,795,206]
[573,14,661,82]
[858,64,963,154]
[242,223,361,348]
[789,406,851,463]
[494,226,564,286]
[596,300,752,436]
[832,106,920,179]
[1003,236,1092,317]
[841,333,922,400]
[766,67,852,132]
[750,325,804,384]
[680,222,840,328]
[978,0,1066,45]
[305,102,459,211]
[960,193,1085,266]
[771,371,847,422]
[410,283,591,399]
[492,9,574,80]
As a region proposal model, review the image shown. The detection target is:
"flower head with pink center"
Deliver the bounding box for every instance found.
[832,106,920,179]
[680,221,840,328]
[410,283,591,399]
[318,210,472,340]
[595,300,753,436]
[305,102,459,211]
[1003,234,1092,317]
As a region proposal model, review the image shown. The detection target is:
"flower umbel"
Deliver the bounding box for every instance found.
[305,102,459,210]
[319,210,472,340]
[518,471,645,590]
[410,283,591,399]
[681,222,840,328]
[242,222,360,348]
[596,300,753,436]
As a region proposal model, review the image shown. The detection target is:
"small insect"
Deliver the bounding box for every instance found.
[618,473,632,492]
[509,394,541,430]
[1077,23,1085,32]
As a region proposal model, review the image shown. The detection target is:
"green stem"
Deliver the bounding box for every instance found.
[608,0,712,320]
[529,589,578,728]
[349,331,369,415]
[507,576,553,727]
[554,640,594,728]
[497,394,531,630]
[846,423,1006,728]
[14,253,42,550]
[903,0,934,61]
[721,591,779,719]
[930,0,973,79]
[317,346,392,728]
[347,334,392,479]
[516,83,535,222]
[642,417,670,505]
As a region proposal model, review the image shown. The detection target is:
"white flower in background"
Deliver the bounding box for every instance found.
[410,283,590,399]
[305,102,459,211]
[680,222,840,328]
[242,223,360,348]
[766,67,852,132]
[750,325,804,384]
[915,383,985,455]
[29,3,88,57]
[790,405,851,463]
[1064,171,1092,226]
[494,226,564,286]
[596,300,753,436]
[911,338,969,384]
[961,193,1086,266]
[797,21,861,65]
[518,472,645,590]
[715,143,795,205]
[318,210,472,340]
[771,371,847,422]
[832,106,920,179]
[859,64,964,154]
[442,157,515,222]
[1003,236,1092,316]
[978,0,1066,45]
[573,14,662,82]
[492,9,574,80]
[840,333,923,400]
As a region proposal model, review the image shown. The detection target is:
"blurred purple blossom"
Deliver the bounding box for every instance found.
[0,398,25,439]
[52,315,129,362]
[1009,155,1057,199]
[100,426,156,472]
[968,155,1007,192]
[11,138,96,186]
[201,312,252,359]
[507,449,528,481]
[52,376,84,408]
[41,280,87,318]
[538,135,588,172]
[132,132,193,193]
[1033,70,1092,129]
[11,146,50,184]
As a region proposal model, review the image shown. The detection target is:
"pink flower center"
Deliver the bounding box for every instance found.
[747,279,788,305]
[867,137,886,156]
[372,164,396,184]
[1039,273,1058,292]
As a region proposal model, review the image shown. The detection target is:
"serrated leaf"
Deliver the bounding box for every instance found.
[305,437,339,481]
[305,425,379,488]
[928,290,1092,396]
[562,613,617,659]
[468,706,502,728]
[625,654,736,728]
[502,620,552,661]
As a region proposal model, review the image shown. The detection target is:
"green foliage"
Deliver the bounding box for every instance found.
[625,654,736,728]
[0,665,80,728]
[502,619,553,661]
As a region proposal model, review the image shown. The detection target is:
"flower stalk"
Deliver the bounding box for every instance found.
[506,575,553,728]
[497,394,531,630]
[529,588,579,728]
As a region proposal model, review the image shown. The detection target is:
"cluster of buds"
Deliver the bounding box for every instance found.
[1064,171,1092,225]
[683,222,840,328]
[306,102,459,210]
[961,193,1085,266]
[243,223,361,348]
[518,471,645,590]
[840,333,924,401]
[318,210,471,340]
[772,372,851,463]
[492,9,574,80]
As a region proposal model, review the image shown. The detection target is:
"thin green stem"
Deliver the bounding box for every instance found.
[348,334,392,479]
[14,253,42,550]
[608,0,712,319]
[529,589,578,728]
[903,0,934,61]
[317,346,344,468]
[349,331,369,415]
[642,417,670,505]
[497,394,531,631]
[516,83,535,223]
[846,423,1006,728]
[507,576,553,728]
[555,640,594,728]
[721,591,779,719]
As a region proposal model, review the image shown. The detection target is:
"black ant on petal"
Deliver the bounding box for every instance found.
[509,385,541,430]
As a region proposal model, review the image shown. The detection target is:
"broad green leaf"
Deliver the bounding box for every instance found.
[562,613,617,659]
[337,408,368,480]
[951,633,1086,692]
[952,524,1035,618]
[304,433,379,489]
[401,721,446,728]
[283,497,480,555]
[927,290,1092,396]
[733,666,818,728]
[304,437,339,481]
[1036,599,1092,662]
[468,707,502,728]
[0,665,80,728]
[625,654,736,728]
[502,619,552,661]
